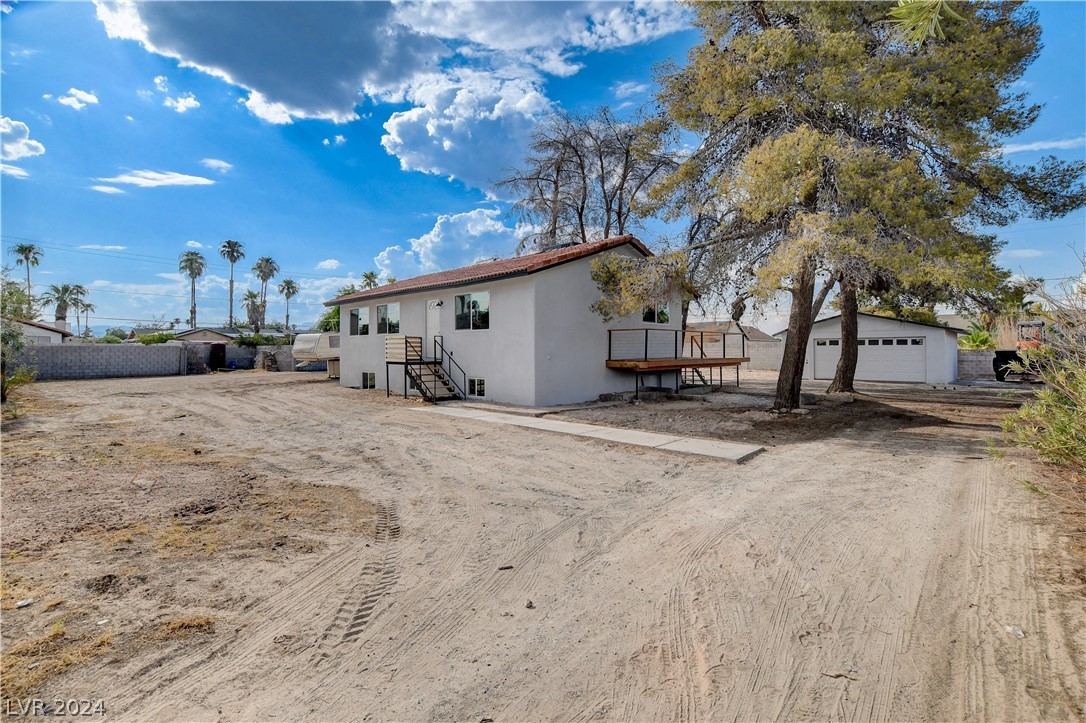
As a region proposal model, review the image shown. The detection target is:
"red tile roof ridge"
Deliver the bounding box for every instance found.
[326,235,649,306]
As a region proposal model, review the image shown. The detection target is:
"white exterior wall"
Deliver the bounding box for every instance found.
[785,315,958,384]
[339,275,537,404]
[10,320,67,344]
[531,250,682,406]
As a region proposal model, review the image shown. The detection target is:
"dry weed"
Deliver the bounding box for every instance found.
[152,616,216,640]
[1,624,113,702]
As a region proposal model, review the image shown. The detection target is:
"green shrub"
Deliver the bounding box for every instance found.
[235,332,284,348]
[99,335,123,344]
[137,332,176,345]
[1002,277,1086,475]
[958,322,996,351]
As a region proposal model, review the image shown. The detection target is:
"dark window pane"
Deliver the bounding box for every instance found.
[828,339,839,346]
[656,303,669,325]
[472,292,490,330]
[911,338,923,345]
[896,339,907,345]
[882,339,893,345]
[816,340,827,346]
[643,307,655,323]
[387,303,399,334]
[349,308,359,335]
[476,378,485,396]
[377,305,388,334]
[858,339,866,346]
[456,295,471,330]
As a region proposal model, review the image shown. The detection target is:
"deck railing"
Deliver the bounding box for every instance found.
[607,328,747,362]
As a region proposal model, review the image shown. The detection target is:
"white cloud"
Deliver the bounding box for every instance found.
[1,164,29,178]
[79,244,128,250]
[612,80,649,98]
[97,170,214,188]
[153,74,168,92]
[1002,248,1044,258]
[323,134,347,147]
[42,93,53,100]
[186,240,203,248]
[89,185,125,194]
[91,0,688,184]
[1,116,46,161]
[374,207,529,279]
[381,70,550,190]
[316,259,341,270]
[200,158,233,173]
[1001,136,1085,154]
[163,92,199,113]
[125,115,135,121]
[58,87,99,110]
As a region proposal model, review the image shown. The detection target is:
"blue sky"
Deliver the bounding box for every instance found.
[2,1,1083,333]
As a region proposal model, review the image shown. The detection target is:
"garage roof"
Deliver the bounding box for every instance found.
[774,312,967,337]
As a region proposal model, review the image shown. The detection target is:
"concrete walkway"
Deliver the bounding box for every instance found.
[416,406,764,463]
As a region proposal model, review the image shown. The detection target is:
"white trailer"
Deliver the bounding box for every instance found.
[291,333,341,378]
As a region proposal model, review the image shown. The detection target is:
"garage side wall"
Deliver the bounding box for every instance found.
[803,316,958,384]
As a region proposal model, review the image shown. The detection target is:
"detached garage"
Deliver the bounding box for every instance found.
[776,313,964,385]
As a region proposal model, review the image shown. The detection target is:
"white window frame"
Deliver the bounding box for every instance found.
[642,302,670,325]
[467,377,486,397]
[454,291,490,331]
[361,371,376,389]
[349,307,369,336]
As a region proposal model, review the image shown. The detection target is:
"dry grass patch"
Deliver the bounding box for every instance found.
[1,623,113,702]
[152,616,216,640]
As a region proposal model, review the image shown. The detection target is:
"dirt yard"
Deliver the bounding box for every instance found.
[2,371,1083,721]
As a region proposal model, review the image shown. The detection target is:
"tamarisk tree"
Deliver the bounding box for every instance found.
[652,1,1084,409]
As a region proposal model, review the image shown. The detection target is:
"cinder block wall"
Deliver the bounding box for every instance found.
[20,344,187,380]
[957,350,996,380]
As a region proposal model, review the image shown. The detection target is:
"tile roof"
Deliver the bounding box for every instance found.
[326,235,651,306]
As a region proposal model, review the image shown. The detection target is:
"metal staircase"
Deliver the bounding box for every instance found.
[385,335,467,403]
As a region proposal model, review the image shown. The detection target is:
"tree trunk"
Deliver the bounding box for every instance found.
[190,279,197,328]
[228,266,235,327]
[827,280,858,393]
[285,299,290,333]
[774,256,817,410]
[25,266,31,298]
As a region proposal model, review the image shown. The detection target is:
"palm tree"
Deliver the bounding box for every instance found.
[385,276,397,285]
[361,271,379,289]
[242,289,263,334]
[252,256,280,326]
[79,300,96,337]
[277,278,299,332]
[9,243,43,297]
[39,283,84,330]
[219,239,245,327]
[179,251,207,328]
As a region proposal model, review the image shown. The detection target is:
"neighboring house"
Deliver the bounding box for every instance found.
[172,327,240,343]
[776,312,965,384]
[325,236,746,406]
[686,320,783,370]
[3,317,74,345]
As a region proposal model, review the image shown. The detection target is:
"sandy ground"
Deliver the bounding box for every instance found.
[1,371,1083,721]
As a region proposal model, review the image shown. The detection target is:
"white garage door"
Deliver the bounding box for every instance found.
[813,337,927,382]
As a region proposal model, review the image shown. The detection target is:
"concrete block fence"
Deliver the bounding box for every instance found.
[16,342,296,381]
[957,350,996,380]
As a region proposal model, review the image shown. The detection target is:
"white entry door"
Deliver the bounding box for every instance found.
[425,299,442,358]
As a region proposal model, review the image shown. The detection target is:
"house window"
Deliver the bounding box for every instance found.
[349,307,369,336]
[857,339,866,346]
[455,292,490,330]
[828,339,840,346]
[882,339,893,345]
[896,339,908,345]
[642,302,670,324]
[377,303,400,334]
[468,378,486,397]
[815,339,827,346]
[361,372,376,389]
[911,338,924,345]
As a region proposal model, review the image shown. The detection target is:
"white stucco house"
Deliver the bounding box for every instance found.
[3,317,74,345]
[325,236,747,406]
[776,312,965,384]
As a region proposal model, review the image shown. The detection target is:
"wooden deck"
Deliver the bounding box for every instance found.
[605,357,749,371]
